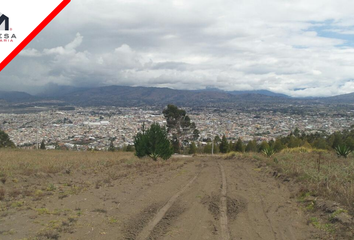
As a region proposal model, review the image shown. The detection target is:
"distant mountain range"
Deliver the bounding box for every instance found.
[322,92,354,104]
[0,91,39,103]
[37,85,291,107]
[195,88,289,98]
[0,85,353,107]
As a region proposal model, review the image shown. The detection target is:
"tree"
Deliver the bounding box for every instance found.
[288,136,301,148]
[219,135,229,153]
[134,123,173,161]
[40,140,46,150]
[214,135,221,144]
[189,142,197,154]
[259,141,270,152]
[193,129,200,141]
[0,130,15,148]
[273,139,285,152]
[204,143,212,154]
[345,136,354,151]
[293,127,300,138]
[172,136,180,153]
[331,132,344,149]
[163,104,198,152]
[302,141,312,149]
[54,142,60,150]
[234,138,245,152]
[108,140,115,152]
[245,140,257,152]
[313,138,327,149]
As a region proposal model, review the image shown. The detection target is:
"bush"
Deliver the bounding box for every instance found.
[335,144,352,158]
[262,147,275,157]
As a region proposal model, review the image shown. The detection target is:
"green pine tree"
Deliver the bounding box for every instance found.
[245,140,257,152]
[273,139,285,152]
[134,123,173,161]
[0,130,15,148]
[204,143,212,154]
[331,132,344,149]
[234,138,245,152]
[219,135,229,153]
[189,142,197,154]
[259,141,270,152]
[40,140,46,150]
[108,140,115,152]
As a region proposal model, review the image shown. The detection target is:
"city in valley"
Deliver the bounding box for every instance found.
[1,105,353,151]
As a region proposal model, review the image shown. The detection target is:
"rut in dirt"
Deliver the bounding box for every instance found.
[135,164,204,240]
[218,161,231,240]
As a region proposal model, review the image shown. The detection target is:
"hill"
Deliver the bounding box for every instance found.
[321,92,354,104]
[0,91,39,103]
[53,85,289,107]
[2,85,354,107]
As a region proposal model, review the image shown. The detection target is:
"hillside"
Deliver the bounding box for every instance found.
[1,85,354,107]
[0,91,38,103]
[321,92,354,104]
[53,86,289,107]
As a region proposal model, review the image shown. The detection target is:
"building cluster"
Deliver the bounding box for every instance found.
[0,106,353,150]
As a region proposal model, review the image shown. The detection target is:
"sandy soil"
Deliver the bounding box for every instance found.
[0,156,329,240]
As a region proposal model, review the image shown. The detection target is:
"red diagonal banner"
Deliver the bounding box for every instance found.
[0,0,70,72]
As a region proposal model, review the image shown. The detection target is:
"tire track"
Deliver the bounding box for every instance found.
[236,161,278,240]
[136,164,204,240]
[218,161,231,240]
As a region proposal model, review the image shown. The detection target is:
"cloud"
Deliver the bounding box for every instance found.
[43,33,83,55]
[2,0,354,97]
[19,48,42,57]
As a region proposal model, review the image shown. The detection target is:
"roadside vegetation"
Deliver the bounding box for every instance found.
[254,150,354,212]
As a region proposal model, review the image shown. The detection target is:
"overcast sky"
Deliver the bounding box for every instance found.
[1,0,354,97]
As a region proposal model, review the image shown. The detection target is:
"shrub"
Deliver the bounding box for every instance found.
[335,144,352,158]
[262,147,275,157]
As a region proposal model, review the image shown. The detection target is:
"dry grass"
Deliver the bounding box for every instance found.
[223,151,244,159]
[0,188,5,201]
[0,149,135,176]
[253,151,354,213]
[0,149,187,204]
[0,149,190,239]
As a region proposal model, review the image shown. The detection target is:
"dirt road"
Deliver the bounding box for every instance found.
[117,157,324,240]
[1,156,327,240]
